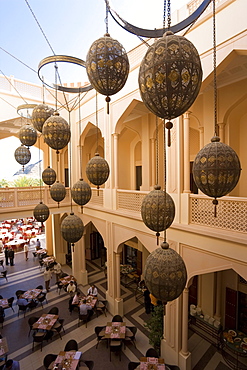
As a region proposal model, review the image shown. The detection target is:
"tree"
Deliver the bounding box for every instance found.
[10,176,43,187]
[0,179,9,187]
[144,304,164,354]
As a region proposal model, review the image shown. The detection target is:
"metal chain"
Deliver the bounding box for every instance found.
[163,0,166,30]
[167,0,171,30]
[163,123,167,243]
[105,0,109,33]
[156,116,159,185]
[213,0,217,136]
[96,92,99,153]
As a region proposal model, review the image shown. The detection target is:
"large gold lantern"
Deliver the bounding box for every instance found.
[32,104,54,133]
[71,179,92,207]
[139,31,202,145]
[42,166,56,186]
[141,185,175,243]
[33,202,50,222]
[192,136,241,214]
[18,124,37,147]
[144,241,187,303]
[86,33,129,113]
[50,181,66,206]
[14,145,31,169]
[42,112,71,153]
[86,153,110,190]
[61,212,84,247]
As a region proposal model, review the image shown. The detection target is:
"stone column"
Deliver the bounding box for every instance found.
[151,138,156,187]
[183,112,191,193]
[214,271,222,321]
[218,122,225,143]
[113,133,119,189]
[52,214,66,265]
[199,126,204,149]
[181,288,189,356]
[72,235,88,286]
[114,252,123,316]
[140,115,150,191]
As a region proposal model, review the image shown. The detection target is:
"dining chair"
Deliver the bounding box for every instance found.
[78,313,90,328]
[28,316,39,337]
[32,331,46,351]
[32,252,37,260]
[96,300,107,317]
[0,270,8,282]
[145,348,159,358]
[48,307,59,315]
[7,297,15,312]
[124,326,137,348]
[64,339,78,351]
[109,340,122,361]
[56,281,63,294]
[128,362,140,370]
[37,292,48,308]
[0,315,4,329]
[36,285,43,290]
[43,353,57,369]
[17,304,28,317]
[112,314,123,322]
[84,360,94,370]
[166,365,180,370]
[15,290,25,299]
[0,295,2,299]
[0,260,4,269]
[51,318,65,339]
[94,326,107,348]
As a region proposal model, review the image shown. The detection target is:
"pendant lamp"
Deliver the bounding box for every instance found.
[14,144,31,170]
[50,181,66,207]
[18,123,37,147]
[42,166,56,186]
[33,201,50,222]
[42,112,71,153]
[32,104,54,133]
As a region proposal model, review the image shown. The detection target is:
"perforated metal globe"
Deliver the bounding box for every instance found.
[86,153,110,188]
[33,202,50,222]
[86,33,129,103]
[50,181,66,205]
[18,124,37,147]
[61,212,84,244]
[192,136,241,200]
[71,179,92,206]
[42,166,56,186]
[144,242,187,303]
[42,112,71,152]
[141,185,175,239]
[32,104,54,133]
[14,145,31,166]
[139,31,202,120]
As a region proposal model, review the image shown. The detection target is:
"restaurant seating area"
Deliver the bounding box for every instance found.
[0,246,234,369]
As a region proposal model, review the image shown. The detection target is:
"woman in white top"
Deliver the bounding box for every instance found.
[67,281,77,296]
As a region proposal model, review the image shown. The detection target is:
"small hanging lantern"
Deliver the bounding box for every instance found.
[14,144,31,170]
[42,166,56,186]
[71,179,92,207]
[192,136,241,216]
[18,124,37,147]
[42,112,71,153]
[144,241,187,303]
[138,31,202,146]
[141,185,175,244]
[32,104,54,133]
[61,212,84,248]
[86,33,129,114]
[50,181,66,206]
[86,153,110,191]
[33,201,50,222]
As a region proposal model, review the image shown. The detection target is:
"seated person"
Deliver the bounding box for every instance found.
[87,284,98,297]
[16,295,37,309]
[67,281,77,296]
[3,359,20,370]
[69,291,81,313]
[79,299,93,318]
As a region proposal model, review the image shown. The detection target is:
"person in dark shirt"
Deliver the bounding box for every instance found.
[8,248,14,266]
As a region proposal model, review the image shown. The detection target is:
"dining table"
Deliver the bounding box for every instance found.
[60,275,77,287]
[221,329,247,369]
[0,298,9,309]
[138,357,166,370]
[79,295,97,309]
[43,256,56,266]
[104,321,126,339]
[22,288,42,300]
[33,314,59,331]
[0,337,8,366]
[49,351,82,370]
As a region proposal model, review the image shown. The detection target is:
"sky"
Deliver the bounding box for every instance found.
[0,0,189,179]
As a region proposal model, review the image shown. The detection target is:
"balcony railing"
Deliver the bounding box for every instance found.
[190,194,247,234]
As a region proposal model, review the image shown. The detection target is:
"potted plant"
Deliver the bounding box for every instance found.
[144,304,164,355]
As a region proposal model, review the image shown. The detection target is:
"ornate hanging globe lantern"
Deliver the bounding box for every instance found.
[141,185,175,244]
[18,124,37,147]
[42,112,71,153]
[86,33,129,113]
[32,104,54,133]
[33,201,50,222]
[50,181,66,206]
[144,241,187,303]
[42,166,56,186]
[61,212,84,247]
[192,136,241,215]
[138,31,202,145]
[14,144,31,170]
[86,153,110,190]
[71,179,92,207]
